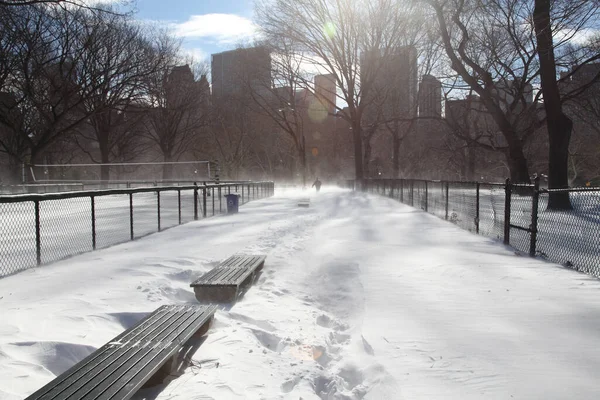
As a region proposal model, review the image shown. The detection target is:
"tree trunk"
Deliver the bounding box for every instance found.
[298,137,306,188]
[162,154,173,180]
[467,146,476,181]
[26,150,41,184]
[547,115,572,208]
[534,0,572,209]
[351,122,364,189]
[99,134,110,184]
[392,121,400,178]
[506,142,530,183]
[363,138,372,179]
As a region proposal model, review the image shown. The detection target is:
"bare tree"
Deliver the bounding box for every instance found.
[243,39,310,185]
[422,0,600,206]
[142,59,210,180]
[257,0,423,186]
[0,5,113,181]
[76,12,170,181]
[532,0,599,208]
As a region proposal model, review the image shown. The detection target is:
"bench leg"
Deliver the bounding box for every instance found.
[193,286,239,303]
[142,316,213,388]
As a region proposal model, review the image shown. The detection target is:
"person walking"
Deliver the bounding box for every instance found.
[312,177,322,192]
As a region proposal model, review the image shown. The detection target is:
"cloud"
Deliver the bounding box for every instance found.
[180,47,209,62]
[556,27,600,46]
[173,14,258,44]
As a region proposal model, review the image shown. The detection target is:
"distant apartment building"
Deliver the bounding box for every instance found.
[492,79,534,111]
[418,74,442,118]
[211,47,272,100]
[361,46,418,124]
[314,74,336,115]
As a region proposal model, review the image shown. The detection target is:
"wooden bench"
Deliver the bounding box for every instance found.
[25,304,216,400]
[190,255,266,303]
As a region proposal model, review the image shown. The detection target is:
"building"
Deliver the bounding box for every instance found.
[211,47,272,100]
[314,74,336,115]
[492,79,534,111]
[418,74,442,118]
[361,46,418,124]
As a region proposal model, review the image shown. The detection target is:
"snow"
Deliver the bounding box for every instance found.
[2,187,600,399]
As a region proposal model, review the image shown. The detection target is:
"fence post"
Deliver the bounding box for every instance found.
[91,196,96,250]
[445,182,449,220]
[157,190,161,232]
[178,189,182,225]
[129,193,134,240]
[475,182,480,234]
[529,177,540,257]
[219,185,222,214]
[399,179,403,202]
[202,186,207,218]
[193,183,198,221]
[241,184,244,204]
[504,178,512,245]
[34,200,41,265]
[212,186,215,215]
[411,180,414,206]
[424,181,428,212]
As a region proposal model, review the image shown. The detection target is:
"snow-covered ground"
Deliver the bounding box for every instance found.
[2,187,600,399]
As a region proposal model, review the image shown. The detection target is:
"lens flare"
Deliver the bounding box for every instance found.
[323,22,336,39]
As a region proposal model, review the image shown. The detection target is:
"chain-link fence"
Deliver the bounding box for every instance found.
[0,182,275,278]
[362,178,600,278]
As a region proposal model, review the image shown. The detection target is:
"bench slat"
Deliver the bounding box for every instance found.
[190,255,266,303]
[96,310,214,400]
[67,310,197,400]
[29,307,175,400]
[35,308,187,400]
[26,305,216,400]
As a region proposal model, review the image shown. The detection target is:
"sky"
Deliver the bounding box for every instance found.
[133,0,258,63]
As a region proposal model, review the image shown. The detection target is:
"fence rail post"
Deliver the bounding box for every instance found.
[530,177,540,257]
[212,186,215,215]
[157,190,161,232]
[202,186,207,218]
[445,182,449,220]
[400,179,404,202]
[91,196,96,250]
[425,181,428,212]
[504,178,512,245]
[129,193,134,240]
[475,182,480,234]
[178,189,182,225]
[193,184,198,221]
[34,200,41,265]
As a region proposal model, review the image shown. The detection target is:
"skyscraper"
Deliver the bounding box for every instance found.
[211,47,271,100]
[419,74,442,118]
[361,46,418,123]
[314,74,336,115]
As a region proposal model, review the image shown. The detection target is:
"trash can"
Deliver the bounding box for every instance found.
[225,193,240,214]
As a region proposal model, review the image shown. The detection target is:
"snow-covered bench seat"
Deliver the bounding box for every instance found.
[25,304,217,400]
[298,198,310,207]
[190,254,266,303]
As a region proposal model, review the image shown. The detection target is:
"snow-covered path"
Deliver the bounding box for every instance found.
[1,188,600,399]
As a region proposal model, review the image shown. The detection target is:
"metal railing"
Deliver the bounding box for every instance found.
[0,181,275,278]
[359,179,600,278]
[0,179,258,195]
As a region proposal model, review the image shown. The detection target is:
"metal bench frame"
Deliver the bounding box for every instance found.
[26,304,216,400]
[190,255,266,303]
